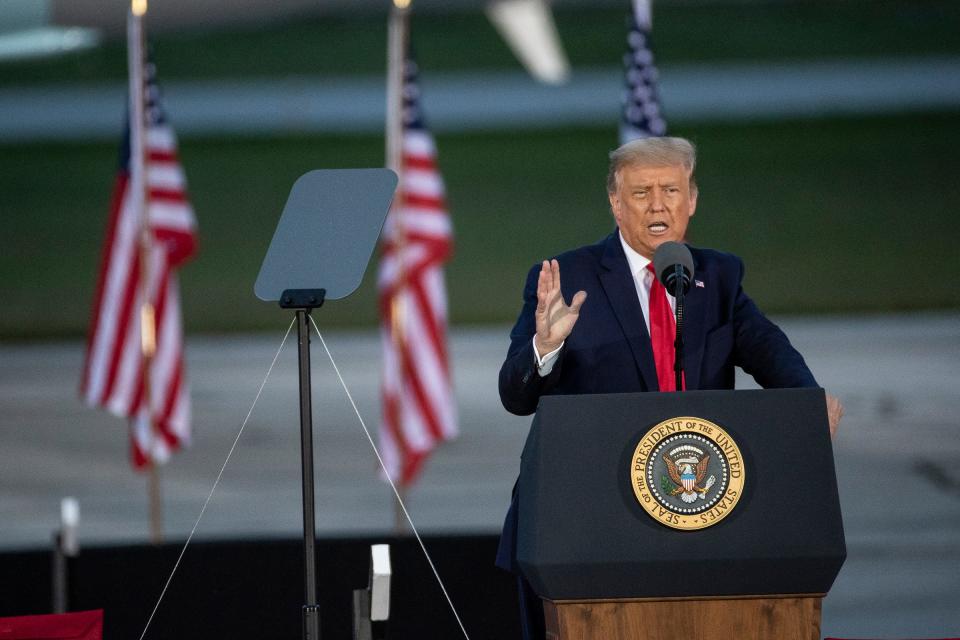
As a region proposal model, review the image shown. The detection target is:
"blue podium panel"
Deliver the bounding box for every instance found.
[517,388,845,600]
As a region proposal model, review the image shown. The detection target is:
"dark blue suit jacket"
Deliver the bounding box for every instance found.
[496,231,818,571]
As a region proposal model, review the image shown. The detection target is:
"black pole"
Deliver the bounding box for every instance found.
[296,308,321,640]
[51,532,67,613]
[673,264,685,391]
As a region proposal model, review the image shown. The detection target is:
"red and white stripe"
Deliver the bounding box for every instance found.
[81,119,197,468]
[378,128,457,486]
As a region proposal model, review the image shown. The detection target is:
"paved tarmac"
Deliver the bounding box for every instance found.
[1,313,959,637]
[2,57,960,141]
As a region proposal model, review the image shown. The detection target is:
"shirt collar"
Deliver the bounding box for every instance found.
[618,229,652,278]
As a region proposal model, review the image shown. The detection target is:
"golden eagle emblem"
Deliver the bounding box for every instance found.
[631,417,745,531]
[663,445,717,504]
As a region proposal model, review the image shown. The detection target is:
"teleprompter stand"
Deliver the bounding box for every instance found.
[255,169,398,640]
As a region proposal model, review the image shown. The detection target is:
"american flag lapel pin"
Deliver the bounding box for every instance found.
[695,279,705,288]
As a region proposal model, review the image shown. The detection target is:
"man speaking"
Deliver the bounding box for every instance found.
[496,136,843,638]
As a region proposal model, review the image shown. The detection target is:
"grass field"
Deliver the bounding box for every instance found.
[2,111,959,338]
[1,1,959,85]
[2,0,958,338]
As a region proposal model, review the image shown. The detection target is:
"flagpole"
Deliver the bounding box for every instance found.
[387,1,407,175]
[634,0,652,29]
[387,0,411,534]
[128,0,163,545]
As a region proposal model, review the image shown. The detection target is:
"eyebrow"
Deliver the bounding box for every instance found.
[631,183,679,189]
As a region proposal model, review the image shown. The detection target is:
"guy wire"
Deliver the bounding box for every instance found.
[309,316,471,640]
[138,317,296,640]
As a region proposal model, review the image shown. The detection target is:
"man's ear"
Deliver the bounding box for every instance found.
[688,187,698,218]
[608,192,621,223]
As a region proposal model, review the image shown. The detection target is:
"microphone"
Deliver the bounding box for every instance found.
[653,241,694,296]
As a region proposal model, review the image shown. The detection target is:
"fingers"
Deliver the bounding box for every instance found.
[826,393,844,418]
[540,260,558,294]
[537,260,561,308]
[536,260,551,311]
[569,290,588,314]
[825,393,844,439]
[537,259,579,314]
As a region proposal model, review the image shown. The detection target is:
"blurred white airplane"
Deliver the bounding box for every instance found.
[0,0,99,61]
[3,0,570,85]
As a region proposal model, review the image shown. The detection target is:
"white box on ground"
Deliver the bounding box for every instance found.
[370,544,391,622]
[60,497,80,556]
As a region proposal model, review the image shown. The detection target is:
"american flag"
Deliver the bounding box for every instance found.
[619,0,667,143]
[378,52,457,486]
[80,53,198,469]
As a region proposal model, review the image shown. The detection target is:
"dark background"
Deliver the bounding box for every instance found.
[0,535,518,639]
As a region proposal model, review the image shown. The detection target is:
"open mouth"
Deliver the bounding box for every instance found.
[648,222,669,234]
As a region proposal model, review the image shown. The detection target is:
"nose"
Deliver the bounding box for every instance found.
[649,189,665,212]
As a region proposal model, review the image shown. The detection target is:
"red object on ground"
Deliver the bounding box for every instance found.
[0,610,103,640]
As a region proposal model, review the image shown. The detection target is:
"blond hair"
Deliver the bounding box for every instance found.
[606,136,697,194]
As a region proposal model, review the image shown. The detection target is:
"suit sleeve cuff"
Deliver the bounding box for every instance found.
[532,337,563,377]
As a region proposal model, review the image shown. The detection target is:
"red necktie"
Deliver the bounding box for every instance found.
[646,263,683,392]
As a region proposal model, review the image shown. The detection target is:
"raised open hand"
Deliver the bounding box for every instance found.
[534,259,587,355]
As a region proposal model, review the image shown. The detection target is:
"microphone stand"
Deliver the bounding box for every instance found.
[672,264,685,391]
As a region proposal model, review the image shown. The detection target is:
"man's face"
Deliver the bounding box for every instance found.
[608,163,697,260]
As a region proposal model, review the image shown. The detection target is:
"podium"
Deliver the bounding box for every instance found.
[516,389,846,640]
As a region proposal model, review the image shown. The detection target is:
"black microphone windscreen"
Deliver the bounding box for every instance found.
[653,241,694,285]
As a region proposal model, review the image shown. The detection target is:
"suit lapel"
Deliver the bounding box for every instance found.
[598,233,660,392]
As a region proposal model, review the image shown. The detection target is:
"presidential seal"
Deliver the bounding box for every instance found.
[630,417,745,531]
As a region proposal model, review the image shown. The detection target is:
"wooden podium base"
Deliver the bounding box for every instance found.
[543,594,823,640]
